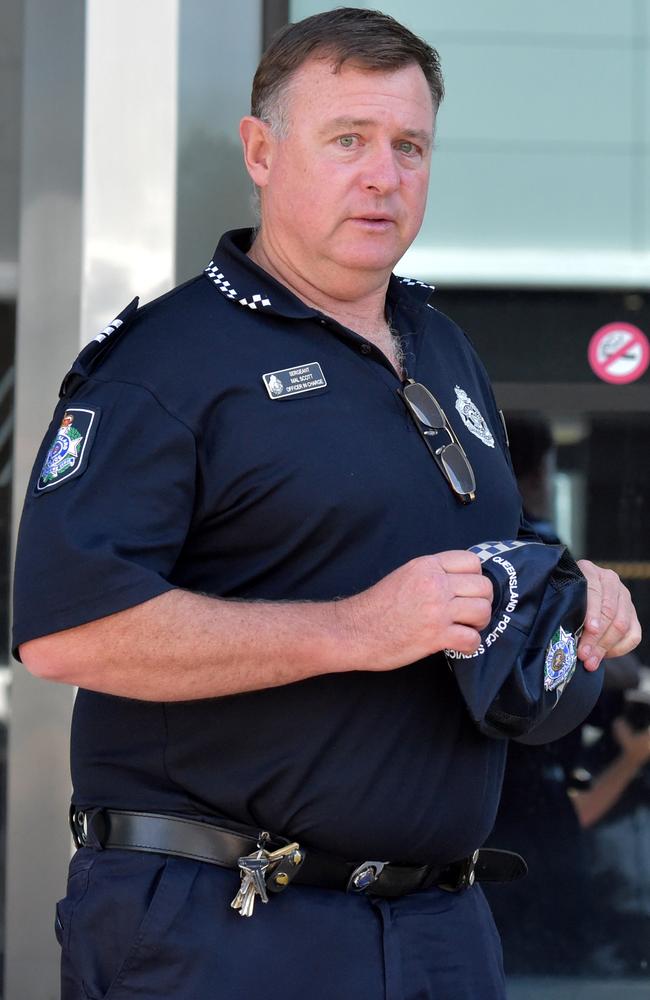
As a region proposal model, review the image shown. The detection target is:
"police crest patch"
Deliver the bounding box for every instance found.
[544,626,578,693]
[36,407,98,493]
[454,387,495,448]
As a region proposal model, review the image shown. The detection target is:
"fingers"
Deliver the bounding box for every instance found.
[445,624,484,655]
[448,575,493,602]
[451,596,493,631]
[431,553,493,642]
[577,561,642,671]
[434,550,484,575]
[425,552,493,601]
[583,580,636,665]
[594,613,642,660]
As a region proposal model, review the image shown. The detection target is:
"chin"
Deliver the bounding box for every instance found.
[332,236,405,271]
[339,248,404,273]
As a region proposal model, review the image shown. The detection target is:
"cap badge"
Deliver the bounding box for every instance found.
[454,386,494,448]
[544,626,578,693]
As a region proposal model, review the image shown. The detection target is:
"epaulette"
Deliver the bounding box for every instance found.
[59,297,140,398]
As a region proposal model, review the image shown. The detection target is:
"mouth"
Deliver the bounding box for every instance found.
[349,215,397,230]
[352,211,396,221]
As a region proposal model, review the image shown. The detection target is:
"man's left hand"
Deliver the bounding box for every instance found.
[576,560,642,671]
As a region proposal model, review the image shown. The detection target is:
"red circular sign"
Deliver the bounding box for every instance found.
[588,322,650,385]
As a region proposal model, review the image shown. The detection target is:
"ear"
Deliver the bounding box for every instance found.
[239,116,274,188]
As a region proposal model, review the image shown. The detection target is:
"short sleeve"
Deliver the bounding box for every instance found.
[12,378,197,654]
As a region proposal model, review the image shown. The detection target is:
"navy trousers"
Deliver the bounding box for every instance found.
[57,848,506,1000]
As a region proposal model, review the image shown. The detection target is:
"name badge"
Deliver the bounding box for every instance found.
[262,362,327,400]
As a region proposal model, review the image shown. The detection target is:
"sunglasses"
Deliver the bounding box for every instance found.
[400,380,477,504]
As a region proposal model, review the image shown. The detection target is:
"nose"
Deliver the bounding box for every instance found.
[361,142,401,195]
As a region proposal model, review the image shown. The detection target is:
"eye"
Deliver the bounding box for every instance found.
[337,135,357,149]
[397,140,419,156]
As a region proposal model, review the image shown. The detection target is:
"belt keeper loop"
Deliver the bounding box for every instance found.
[438,849,480,892]
[70,806,107,850]
[266,847,306,894]
[69,804,83,848]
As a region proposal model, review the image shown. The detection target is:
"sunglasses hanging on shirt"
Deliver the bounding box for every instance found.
[400,380,477,504]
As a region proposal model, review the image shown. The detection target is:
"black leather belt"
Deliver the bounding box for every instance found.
[70,807,527,899]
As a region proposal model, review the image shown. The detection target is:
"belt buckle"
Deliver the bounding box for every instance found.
[438,849,480,892]
[346,860,388,893]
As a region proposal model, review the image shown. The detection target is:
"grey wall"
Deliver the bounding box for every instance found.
[6,3,86,993]
[0,0,23,299]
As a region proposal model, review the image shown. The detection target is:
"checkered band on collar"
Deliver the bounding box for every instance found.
[204,230,436,318]
[204,262,272,311]
[398,276,435,291]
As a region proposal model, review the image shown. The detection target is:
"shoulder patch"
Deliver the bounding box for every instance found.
[35,406,100,494]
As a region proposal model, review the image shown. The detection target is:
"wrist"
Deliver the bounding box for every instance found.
[327,593,373,674]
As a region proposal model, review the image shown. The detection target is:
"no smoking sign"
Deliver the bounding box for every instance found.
[588,322,650,385]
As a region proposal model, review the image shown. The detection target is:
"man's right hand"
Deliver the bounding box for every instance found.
[340,551,493,672]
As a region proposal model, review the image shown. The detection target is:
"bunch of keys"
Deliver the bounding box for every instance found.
[231,832,302,918]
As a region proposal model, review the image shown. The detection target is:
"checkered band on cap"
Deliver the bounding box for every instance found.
[469,540,530,564]
[204,262,272,310]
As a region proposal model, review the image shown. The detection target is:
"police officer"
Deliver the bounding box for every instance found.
[13,9,641,1000]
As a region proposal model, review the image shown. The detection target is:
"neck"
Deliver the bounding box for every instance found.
[247,230,391,337]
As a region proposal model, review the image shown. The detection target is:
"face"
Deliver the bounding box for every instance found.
[251,58,435,286]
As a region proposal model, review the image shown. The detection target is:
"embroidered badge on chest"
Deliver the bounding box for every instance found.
[454,386,494,448]
[36,407,98,493]
[262,362,327,399]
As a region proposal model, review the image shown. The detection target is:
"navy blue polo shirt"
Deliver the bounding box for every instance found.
[13,229,523,865]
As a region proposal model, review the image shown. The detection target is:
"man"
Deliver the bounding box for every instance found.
[13,9,641,999]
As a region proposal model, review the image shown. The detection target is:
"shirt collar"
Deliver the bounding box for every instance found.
[204,228,435,320]
[204,229,316,320]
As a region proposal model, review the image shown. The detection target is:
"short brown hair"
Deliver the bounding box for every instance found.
[251,7,444,134]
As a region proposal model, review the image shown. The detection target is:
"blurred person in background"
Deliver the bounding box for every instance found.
[487,412,650,976]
